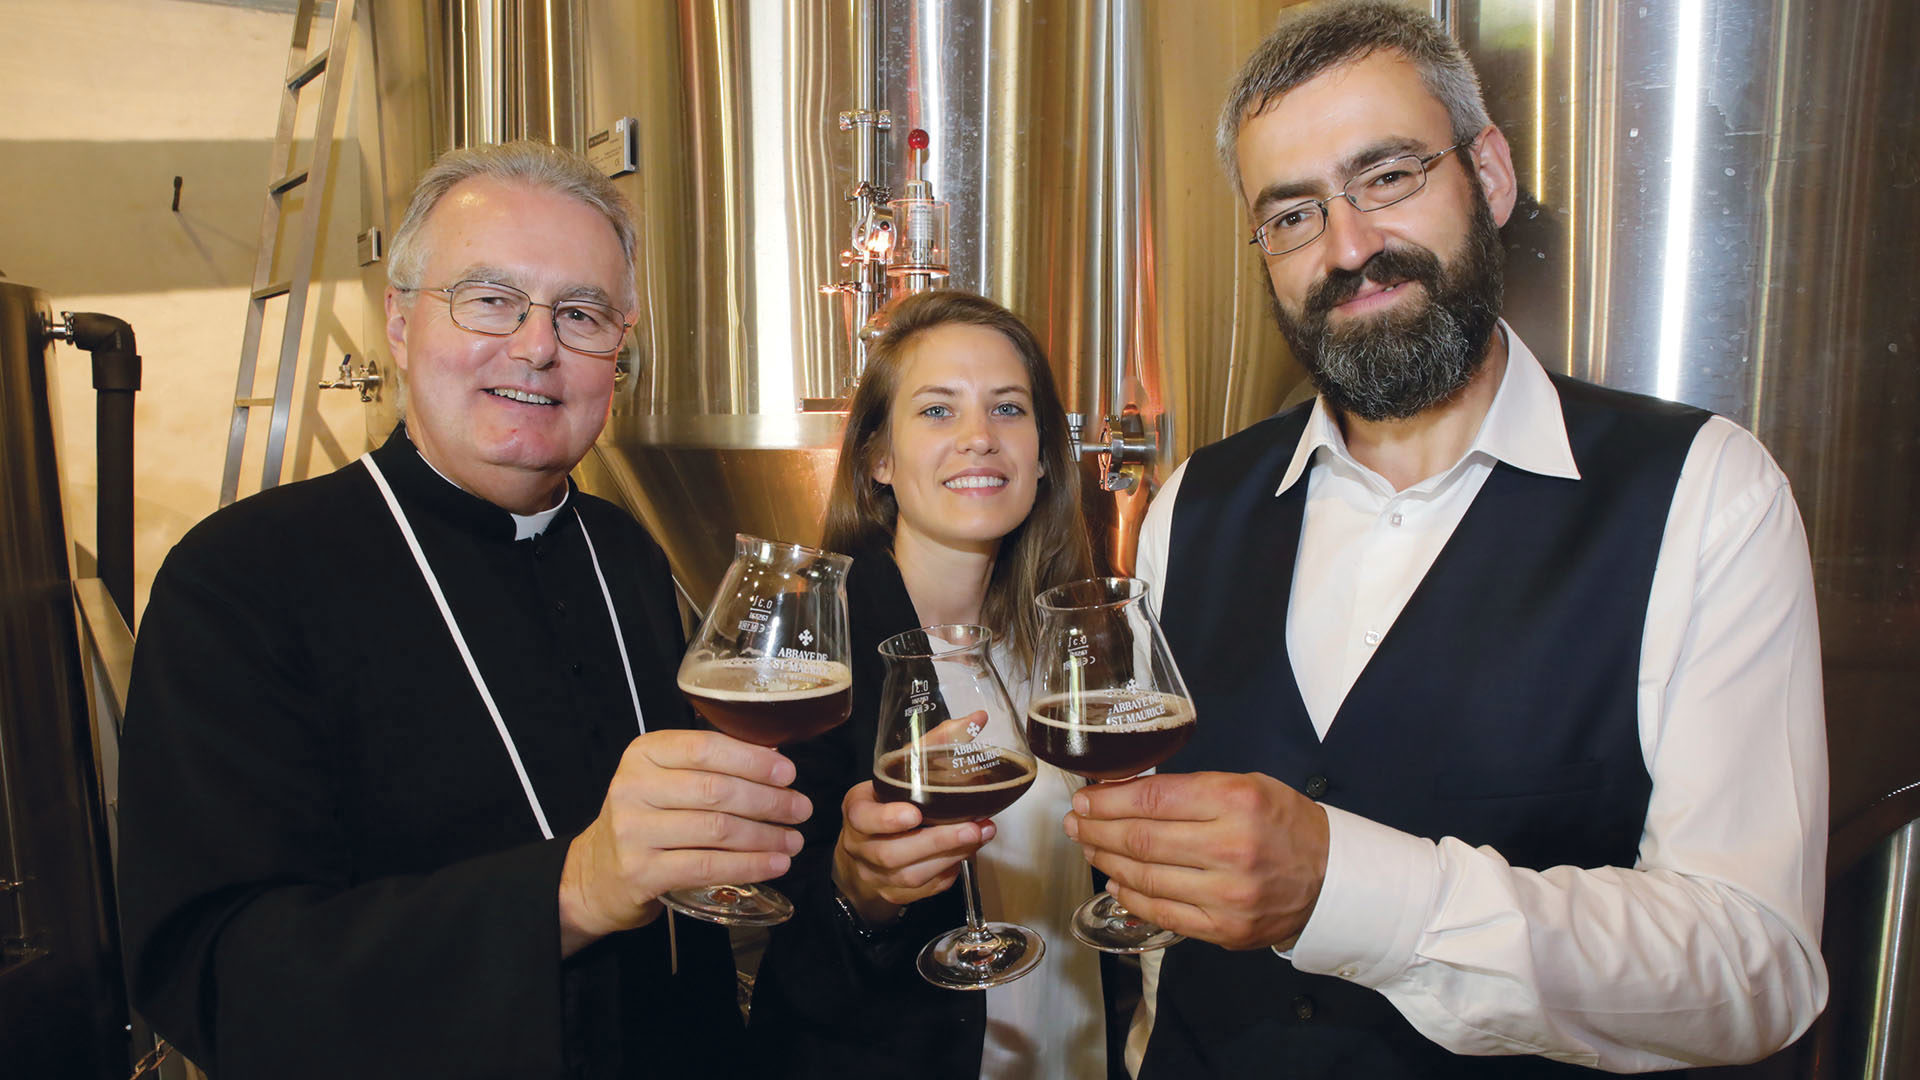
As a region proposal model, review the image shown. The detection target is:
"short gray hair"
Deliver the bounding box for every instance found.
[387,140,638,309]
[1218,0,1491,198]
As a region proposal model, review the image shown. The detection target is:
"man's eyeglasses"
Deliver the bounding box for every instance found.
[397,279,633,356]
[1249,142,1470,257]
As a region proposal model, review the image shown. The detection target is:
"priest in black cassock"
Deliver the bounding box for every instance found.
[117,142,811,1079]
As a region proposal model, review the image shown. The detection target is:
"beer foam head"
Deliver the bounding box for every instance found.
[678,656,853,700]
[1026,690,1196,732]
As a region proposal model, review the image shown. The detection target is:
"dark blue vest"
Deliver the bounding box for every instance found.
[1140,375,1709,1079]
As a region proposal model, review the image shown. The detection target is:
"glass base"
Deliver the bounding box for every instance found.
[1070,893,1183,953]
[659,883,793,927]
[916,922,1046,990]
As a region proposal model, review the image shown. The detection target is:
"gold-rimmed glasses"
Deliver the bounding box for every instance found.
[1249,142,1469,257]
[397,279,633,355]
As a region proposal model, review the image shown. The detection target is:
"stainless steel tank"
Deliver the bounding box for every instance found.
[0,282,126,1075]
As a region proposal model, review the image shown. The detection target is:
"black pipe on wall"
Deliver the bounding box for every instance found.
[55,312,141,625]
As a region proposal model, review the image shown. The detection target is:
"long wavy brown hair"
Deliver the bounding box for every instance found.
[823,290,1094,668]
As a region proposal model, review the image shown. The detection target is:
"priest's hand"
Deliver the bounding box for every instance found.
[830,779,994,925]
[559,729,811,956]
[1063,771,1328,950]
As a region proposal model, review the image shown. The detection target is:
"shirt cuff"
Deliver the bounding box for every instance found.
[1283,803,1439,987]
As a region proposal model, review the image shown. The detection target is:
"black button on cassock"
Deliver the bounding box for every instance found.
[1291,995,1316,1021]
[1303,774,1329,799]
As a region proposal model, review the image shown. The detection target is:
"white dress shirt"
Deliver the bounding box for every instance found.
[977,648,1106,1079]
[1127,327,1829,1073]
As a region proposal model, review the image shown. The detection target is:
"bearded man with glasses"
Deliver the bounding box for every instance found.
[1065,2,1829,1076]
[119,142,810,1078]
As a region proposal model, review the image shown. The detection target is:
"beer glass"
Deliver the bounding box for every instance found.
[667,535,853,926]
[873,625,1044,989]
[1030,577,1195,952]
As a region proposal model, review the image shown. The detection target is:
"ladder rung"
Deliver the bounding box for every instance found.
[269,170,310,195]
[288,51,328,90]
[236,398,275,408]
[252,281,291,301]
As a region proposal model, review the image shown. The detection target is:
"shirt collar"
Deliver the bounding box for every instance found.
[374,427,576,543]
[1274,321,1580,495]
[510,496,570,540]
[1472,326,1581,482]
[412,441,573,539]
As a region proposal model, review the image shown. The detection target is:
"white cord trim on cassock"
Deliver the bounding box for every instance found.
[575,512,646,735]
[568,502,676,973]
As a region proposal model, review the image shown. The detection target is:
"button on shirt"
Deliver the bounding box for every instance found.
[1127,327,1828,1073]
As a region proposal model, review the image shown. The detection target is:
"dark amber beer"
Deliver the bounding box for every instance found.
[678,658,854,747]
[873,746,1037,824]
[1025,690,1196,781]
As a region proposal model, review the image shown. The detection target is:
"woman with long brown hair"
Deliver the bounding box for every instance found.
[747,290,1107,1077]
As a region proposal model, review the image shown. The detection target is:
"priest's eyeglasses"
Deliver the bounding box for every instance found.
[1249,143,1468,257]
[398,279,633,356]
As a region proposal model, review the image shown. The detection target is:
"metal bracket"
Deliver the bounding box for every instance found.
[317,354,382,402]
[839,108,893,132]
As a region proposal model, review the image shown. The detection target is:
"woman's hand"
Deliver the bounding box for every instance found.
[830,780,994,925]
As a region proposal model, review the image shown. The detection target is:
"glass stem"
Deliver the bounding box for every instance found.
[1091,779,1131,917]
[959,856,989,935]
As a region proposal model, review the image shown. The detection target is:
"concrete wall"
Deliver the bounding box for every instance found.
[1,0,384,622]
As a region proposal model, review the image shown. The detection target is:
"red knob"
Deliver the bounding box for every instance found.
[908,128,930,151]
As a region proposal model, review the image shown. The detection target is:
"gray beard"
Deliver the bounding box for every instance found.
[1279,290,1482,422]
[1271,195,1505,423]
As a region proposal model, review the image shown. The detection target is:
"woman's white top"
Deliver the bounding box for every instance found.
[974,648,1106,1079]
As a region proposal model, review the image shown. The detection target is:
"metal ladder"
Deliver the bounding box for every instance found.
[218,0,358,508]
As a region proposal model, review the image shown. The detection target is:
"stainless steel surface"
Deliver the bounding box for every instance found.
[508,0,581,148]
[578,413,846,601]
[1454,2,1919,1073]
[1861,819,1920,1079]
[0,282,125,1074]
[443,0,508,147]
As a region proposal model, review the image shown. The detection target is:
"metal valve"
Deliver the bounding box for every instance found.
[318,354,382,402]
[1068,407,1157,493]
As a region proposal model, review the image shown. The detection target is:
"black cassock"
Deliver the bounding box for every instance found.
[118,429,740,1079]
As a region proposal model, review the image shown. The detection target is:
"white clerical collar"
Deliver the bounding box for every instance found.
[510,497,570,541]
[1274,320,1581,496]
[415,450,571,539]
